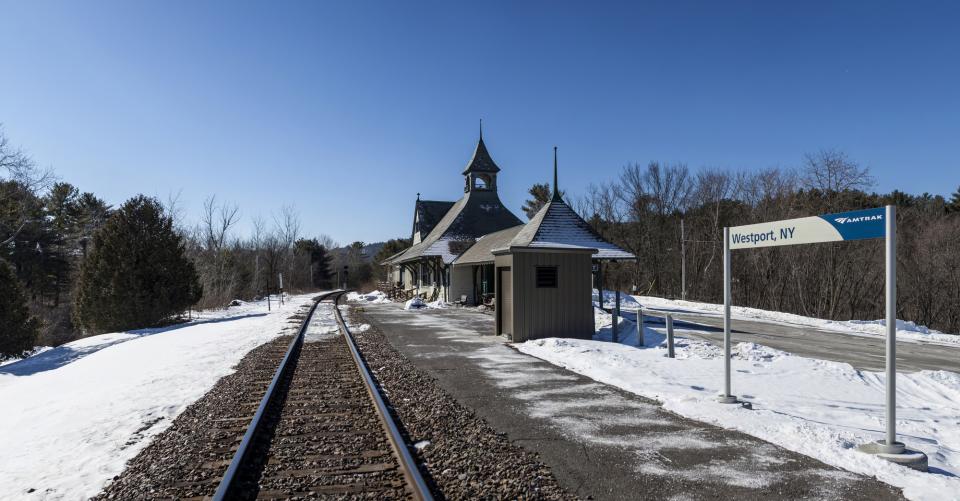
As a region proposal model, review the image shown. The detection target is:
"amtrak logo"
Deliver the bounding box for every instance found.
[834,215,882,224]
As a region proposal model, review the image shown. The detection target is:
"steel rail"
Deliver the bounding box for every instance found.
[212,290,340,501]
[333,294,435,501]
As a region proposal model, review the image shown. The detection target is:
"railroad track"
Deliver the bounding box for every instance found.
[210,290,433,500]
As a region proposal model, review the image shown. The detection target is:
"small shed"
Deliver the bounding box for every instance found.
[493,149,635,342]
[493,245,596,342]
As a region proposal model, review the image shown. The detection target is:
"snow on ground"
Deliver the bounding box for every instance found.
[404,297,427,310]
[347,291,452,312]
[0,293,319,500]
[346,290,392,304]
[517,311,960,501]
[305,302,340,342]
[613,292,960,346]
[401,297,452,310]
[0,346,53,368]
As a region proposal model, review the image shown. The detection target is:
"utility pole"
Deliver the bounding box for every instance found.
[681,218,687,300]
[255,254,260,293]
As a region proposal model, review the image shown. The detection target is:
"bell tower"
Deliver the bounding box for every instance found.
[462,121,500,193]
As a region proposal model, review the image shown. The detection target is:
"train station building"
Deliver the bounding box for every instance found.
[382,133,634,341]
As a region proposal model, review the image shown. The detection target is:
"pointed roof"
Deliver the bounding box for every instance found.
[461,137,501,175]
[508,200,635,259]
[391,189,523,264]
[505,147,632,259]
[414,199,455,238]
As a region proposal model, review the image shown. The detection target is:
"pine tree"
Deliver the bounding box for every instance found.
[313,245,333,288]
[0,258,39,360]
[521,183,565,219]
[522,183,551,219]
[948,186,960,213]
[73,195,202,334]
[294,238,335,288]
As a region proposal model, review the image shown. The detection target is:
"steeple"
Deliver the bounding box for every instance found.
[462,125,500,193]
[552,146,561,202]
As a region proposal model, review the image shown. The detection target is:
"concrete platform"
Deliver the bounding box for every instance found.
[357,302,905,501]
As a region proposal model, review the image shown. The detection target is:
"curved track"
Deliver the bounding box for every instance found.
[212,290,433,500]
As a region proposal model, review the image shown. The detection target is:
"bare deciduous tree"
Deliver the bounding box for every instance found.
[801,149,874,194]
[1,127,55,246]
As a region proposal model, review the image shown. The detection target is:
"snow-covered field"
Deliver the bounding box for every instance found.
[0,294,318,500]
[518,309,960,501]
[597,291,960,346]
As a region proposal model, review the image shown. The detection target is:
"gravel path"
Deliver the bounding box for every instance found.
[347,305,575,500]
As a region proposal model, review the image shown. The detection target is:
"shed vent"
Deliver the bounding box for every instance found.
[535,266,558,288]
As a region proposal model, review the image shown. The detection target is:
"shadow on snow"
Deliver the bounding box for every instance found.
[0,313,267,377]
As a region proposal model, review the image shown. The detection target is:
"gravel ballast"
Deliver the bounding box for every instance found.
[93,306,311,500]
[94,297,574,499]
[347,305,575,500]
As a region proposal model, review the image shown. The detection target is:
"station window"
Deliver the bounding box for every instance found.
[536,266,558,288]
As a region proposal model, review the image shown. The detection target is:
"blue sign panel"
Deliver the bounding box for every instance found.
[818,207,886,241]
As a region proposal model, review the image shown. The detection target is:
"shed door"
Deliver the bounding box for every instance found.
[498,267,513,336]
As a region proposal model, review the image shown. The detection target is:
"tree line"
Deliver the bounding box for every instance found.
[557,149,960,335]
[0,127,341,359]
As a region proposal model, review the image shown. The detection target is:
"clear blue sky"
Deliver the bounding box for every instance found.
[1,1,957,245]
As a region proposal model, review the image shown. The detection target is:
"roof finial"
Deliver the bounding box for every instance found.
[479,118,483,140]
[416,192,421,201]
[552,146,561,202]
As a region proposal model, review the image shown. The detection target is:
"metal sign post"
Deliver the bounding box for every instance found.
[613,288,620,343]
[718,227,737,403]
[884,205,898,450]
[666,314,675,358]
[723,205,925,470]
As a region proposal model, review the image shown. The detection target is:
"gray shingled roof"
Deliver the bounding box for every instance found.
[509,200,635,260]
[390,189,523,264]
[461,137,501,175]
[452,224,525,265]
[414,200,455,239]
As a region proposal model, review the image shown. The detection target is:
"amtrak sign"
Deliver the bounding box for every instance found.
[715,205,923,468]
[729,207,886,250]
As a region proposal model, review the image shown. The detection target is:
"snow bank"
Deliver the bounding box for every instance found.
[403,297,451,311]
[0,346,53,368]
[404,297,427,310]
[635,295,960,346]
[517,322,960,500]
[347,290,392,304]
[593,288,641,310]
[0,294,317,500]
